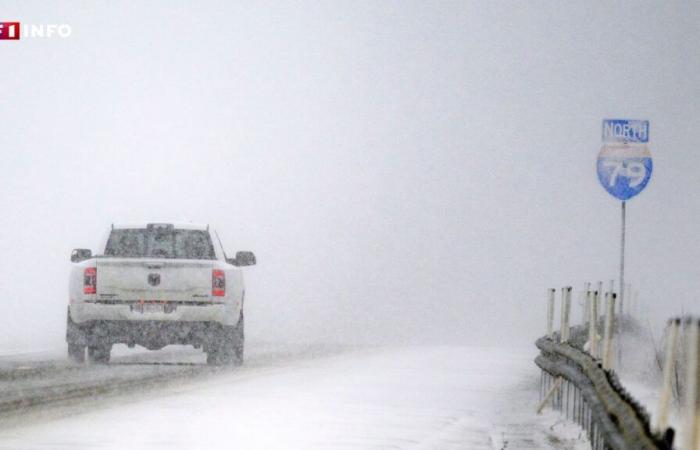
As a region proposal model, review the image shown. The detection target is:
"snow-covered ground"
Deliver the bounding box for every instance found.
[0,345,589,449]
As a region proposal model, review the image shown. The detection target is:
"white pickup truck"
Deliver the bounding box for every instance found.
[67,223,255,365]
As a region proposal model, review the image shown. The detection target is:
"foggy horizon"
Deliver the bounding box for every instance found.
[2,1,699,352]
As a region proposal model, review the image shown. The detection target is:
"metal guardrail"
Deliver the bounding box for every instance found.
[535,322,674,450]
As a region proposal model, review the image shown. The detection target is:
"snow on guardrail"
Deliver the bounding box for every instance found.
[534,285,700,450]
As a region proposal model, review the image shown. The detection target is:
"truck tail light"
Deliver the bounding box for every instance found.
[84,267,97,294]
[212,270,225,297]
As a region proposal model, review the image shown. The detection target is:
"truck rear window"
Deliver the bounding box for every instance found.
[104,229,216,260]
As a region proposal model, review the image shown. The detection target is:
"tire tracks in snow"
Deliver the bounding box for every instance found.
[0,343,356,427]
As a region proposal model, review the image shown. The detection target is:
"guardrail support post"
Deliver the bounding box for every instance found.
[547,288,555,339]
[583,282,591,325]
[602,292,616,370]
[683,318,700,450]
[588,291,599,358]
[566,287,572,340]
[560,287,571,343]
[656,318,680,434]
[559,288,565,343]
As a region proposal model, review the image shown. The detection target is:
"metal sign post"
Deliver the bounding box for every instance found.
[620,201,625,316]
[597,119,652,313]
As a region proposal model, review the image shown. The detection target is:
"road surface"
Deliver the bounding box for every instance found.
[0,344,588,449]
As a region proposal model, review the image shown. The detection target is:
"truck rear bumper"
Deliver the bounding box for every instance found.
[69,301,239,326]
[71,319,226,350]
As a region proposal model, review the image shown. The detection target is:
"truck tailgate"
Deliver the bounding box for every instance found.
[96,258,213,301]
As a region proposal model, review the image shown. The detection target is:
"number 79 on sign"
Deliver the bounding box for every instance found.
[601,160,647,188]
[596,144,653,201]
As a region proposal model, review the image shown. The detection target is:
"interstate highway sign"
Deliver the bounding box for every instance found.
[597,119,653,201]
[597,144,653,201]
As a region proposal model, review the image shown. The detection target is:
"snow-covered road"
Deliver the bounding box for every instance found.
[0,345,586,449]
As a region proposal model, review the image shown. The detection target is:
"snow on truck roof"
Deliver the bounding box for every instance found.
[111,222,209,231]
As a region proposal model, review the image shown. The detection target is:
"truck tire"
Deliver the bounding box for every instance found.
[206,347,222,365]
[68,342,86,363]
[232,313,245,366]
[207,313,244,366]
[88,343,111,364]
[66,308,87,363]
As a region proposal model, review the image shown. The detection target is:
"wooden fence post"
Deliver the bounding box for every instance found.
[656,318,680,433]
[547,288,555,339]
[602,293,616,370]
[683,319,700,450]
[588,291,599,358]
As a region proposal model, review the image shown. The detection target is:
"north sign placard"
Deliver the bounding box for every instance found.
[602,119,649,144]
[596,143,653,201]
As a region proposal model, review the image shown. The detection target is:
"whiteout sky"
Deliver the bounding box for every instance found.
[0,1,699,350]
